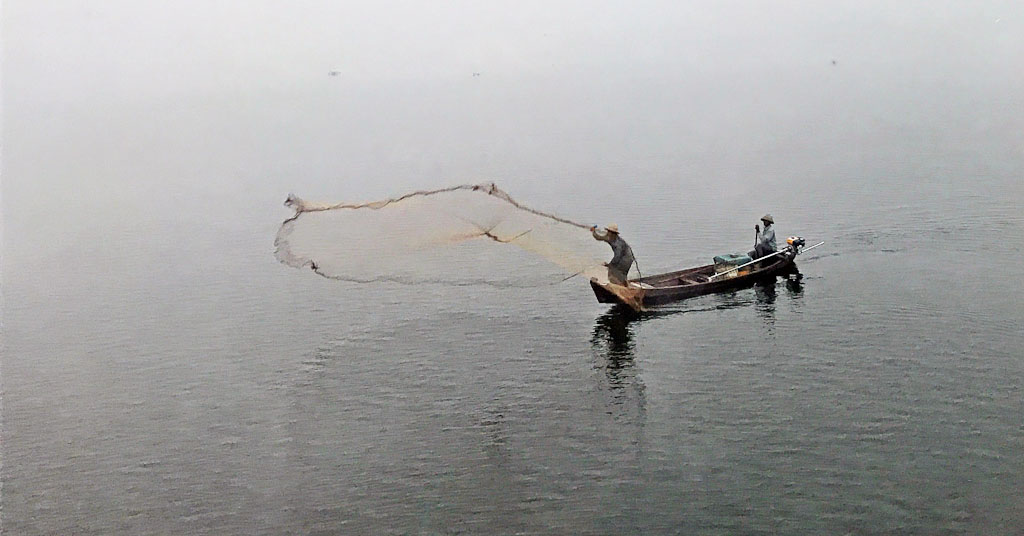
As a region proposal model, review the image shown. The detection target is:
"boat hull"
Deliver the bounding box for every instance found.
[590,250,798,311]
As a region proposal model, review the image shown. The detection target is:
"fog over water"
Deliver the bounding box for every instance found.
[3,1,1024,534]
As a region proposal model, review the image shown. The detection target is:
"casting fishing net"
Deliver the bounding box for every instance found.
[274,182,617,287]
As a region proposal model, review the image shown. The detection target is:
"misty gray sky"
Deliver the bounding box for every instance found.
[5,1,1021,103]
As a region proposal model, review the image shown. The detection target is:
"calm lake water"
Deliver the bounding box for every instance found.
[4,11,1024,534]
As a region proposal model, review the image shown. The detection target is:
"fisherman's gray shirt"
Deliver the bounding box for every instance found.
[592,229,635,275]
[757,225,777,252]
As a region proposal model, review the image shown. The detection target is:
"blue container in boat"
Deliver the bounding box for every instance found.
[713,253,752,266]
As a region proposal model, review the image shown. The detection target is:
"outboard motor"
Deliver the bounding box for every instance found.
[786,236,806,252]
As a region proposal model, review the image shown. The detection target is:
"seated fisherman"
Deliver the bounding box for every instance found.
[749,213,777,259]
[590,223,635,285]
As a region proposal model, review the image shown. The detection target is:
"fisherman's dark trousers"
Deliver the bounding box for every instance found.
[749,245,775,260]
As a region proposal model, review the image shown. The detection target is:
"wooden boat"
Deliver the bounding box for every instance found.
[590,246,803,312]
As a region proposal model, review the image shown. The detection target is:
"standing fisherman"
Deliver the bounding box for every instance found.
[750,213,777,259]
[590,224,635,285]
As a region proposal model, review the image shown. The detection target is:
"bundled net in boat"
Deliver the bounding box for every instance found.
[274,182,613,287]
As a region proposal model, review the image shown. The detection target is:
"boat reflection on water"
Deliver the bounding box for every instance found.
[754,280,778,332]
[591,307,639,388]
[785,270,804,293]
[592,307,637,359]
[591,307,646,423]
